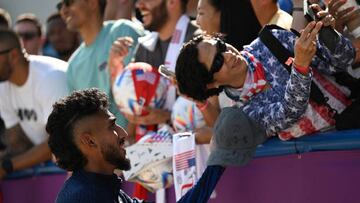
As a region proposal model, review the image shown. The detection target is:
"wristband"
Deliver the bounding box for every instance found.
[2,158,14,174]
[196,100,209,111]
[294,63,309,75]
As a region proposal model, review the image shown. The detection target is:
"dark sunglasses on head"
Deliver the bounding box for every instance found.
[209,38,227,74]
[17,32,39,41]
[0,48,13,55]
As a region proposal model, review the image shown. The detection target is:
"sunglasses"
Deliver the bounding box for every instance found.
[17,32,39,41]
[209,38,227,74]
[0,48,13,55]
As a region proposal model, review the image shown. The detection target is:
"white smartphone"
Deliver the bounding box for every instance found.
[158,65,176,81]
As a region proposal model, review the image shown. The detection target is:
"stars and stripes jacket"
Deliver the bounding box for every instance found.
[225,28,355,139]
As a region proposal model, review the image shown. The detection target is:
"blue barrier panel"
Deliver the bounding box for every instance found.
[255,129,360,157]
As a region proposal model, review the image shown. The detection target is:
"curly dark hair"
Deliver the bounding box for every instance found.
[46,88,109,171]
[175,35,222,101]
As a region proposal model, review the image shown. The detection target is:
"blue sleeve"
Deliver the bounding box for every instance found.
[177,165,225,203]
[244,67,312,135]
[273,29,356,75]
[312,32,356,75]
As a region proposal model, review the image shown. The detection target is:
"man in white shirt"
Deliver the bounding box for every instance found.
[0,28,68,178]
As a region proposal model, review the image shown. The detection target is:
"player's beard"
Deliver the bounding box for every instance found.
[100,143,131,171]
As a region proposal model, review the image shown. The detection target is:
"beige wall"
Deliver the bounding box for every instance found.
[0,0,59,29]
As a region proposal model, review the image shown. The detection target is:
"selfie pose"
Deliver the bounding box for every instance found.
[175,6,356,140]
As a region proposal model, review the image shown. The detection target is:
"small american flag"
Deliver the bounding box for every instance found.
[174,150,195,171]
[135,70,157,84]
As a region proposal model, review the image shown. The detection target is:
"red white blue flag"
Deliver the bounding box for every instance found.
[175,150,195,171]
[173,132,197,201]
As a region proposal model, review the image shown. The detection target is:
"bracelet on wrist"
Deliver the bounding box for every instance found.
[196,100,209,111]
[294,63,309,75]
[2,158,14,174]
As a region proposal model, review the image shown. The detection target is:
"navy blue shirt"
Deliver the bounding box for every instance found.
[177,165,225,203]
[56,165,224,203]
[56,170,144,203]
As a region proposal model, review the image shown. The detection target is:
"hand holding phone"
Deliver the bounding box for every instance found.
[158,65,177,85]
[304,0,339,53]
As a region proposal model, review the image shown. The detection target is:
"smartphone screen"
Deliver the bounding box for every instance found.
[159,65,176,80]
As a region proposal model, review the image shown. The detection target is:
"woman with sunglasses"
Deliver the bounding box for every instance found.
[176,7,356,140]
[189,0,294,129]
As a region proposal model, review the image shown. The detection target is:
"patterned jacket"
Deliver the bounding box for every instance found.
[225,28,355,137]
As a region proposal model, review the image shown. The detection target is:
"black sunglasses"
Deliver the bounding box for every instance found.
[0,48,13,55]
[209,38,227,74]
[17,32,39,41]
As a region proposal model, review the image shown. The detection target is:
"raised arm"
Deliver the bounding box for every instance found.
[177,165,225,203]
[244,22,322,135]
[292,3,356,74]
